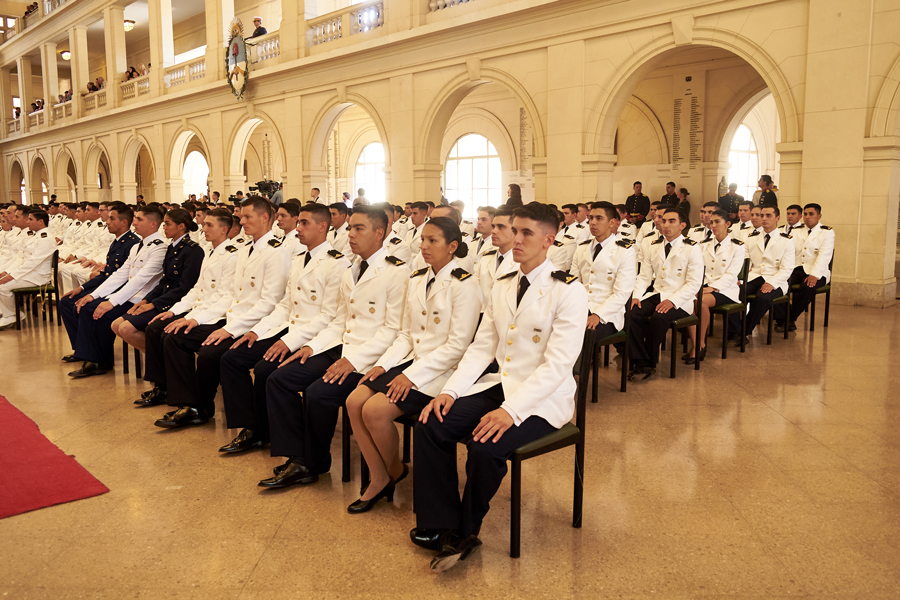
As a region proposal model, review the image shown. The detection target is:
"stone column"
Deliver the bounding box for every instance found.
[0,67,13,136]
[204,0,234,81]
[103,6,127,107]
[282,96,304,199]
[545,41,585,204]
[389,74,419,203]
[148,0,175,97]
[775,142,803,209]
[280,0,315,61]
[68,26,89,117]
[16,56,33,132]
[40,43,59,122]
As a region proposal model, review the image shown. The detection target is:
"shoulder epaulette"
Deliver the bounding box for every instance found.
[748,230,761,237]
[411,267,429,278]
[75,221,81,226]
[820,225,832,230]
[692,225,704,231]
[462,231,471,238]
[399,217,408,223]
[700,237,713,243]
[327,249,344,259]
[385,255,405,266]
[741,223,750,229]
[651,236,664,245]
[235,237,245,244]
[563,235,574,240]
[575,223,585,229]
[268,238,282,248]
[553,240,563,247]
[99,223,106,229]
[40,232,47,238]
[451,268,472,281]
[463,220,472,225]
[483,249,498,256]
[619,231,631,237]
[551,270,578,284]
[86,222,92,227]
[683,238,697,246]
[27,231,34,236]
[731,239,744,245]
[390,237,402,245]
[579,239,591,246]
[497,270,517,281]
[616,238,634,249]
[184,238,198,246]
[225,245,238,253]
[328,226,334,232]
[780,232,792,239]
[150,239,165,245]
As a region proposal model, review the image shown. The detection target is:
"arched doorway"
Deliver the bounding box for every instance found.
[228,117,285,199]
[30,155,49,204]
[182,151,210,199]
[55,148,78,203]
[169,128,211,203]
[84,144,113,203]
[442,134,503,219]
[8,159,24,204]
[122,137,156,204]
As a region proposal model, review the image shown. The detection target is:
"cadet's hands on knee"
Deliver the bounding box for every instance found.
[150,311,174,324]
[322,357,355,385]
[279,346,313,368]
[805,275,818,288]
[263,340,291,362]
[358,366,385,386]
[656,299,675,313]
[231,332,258,350]
[421,394,455,424]
[586,314,600,330]
[386,373,414,403]
[631,298,641,309]
[472,408,514,443]
[760,283,774,294]
[92,300,113,320]
[202,328,233,346]
[64,286,83,299]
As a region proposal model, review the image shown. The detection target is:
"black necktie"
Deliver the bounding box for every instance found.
[497,254,504,269]
[664,242,671,258]
[357,260,368,282]
[705,230,712,241]
[592,243,602,262]
[248,246,254,257]
[137,241,144,253]
[764,233,771,249]
[714,242,721,253]
[477,239,484,254]
[516,276,530,307]
[208,248,213,257]
[304,252,311,267]
[426,276,435,295]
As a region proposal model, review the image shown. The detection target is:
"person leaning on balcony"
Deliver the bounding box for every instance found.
[249,17,267,38]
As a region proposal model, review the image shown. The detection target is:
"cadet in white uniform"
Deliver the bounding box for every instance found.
[467,206,496,268]
[627,209,704,379]
[344,216,482,514]
[136,208,240,408]
[0,208,57,329]
[405,202,429,256]
[732,200,756,243]
[571,201,637,339]
[742,205,795,343]
[327,203,351,255]
[153,197,291,428]
[274,202,306,258]
[687,202,719,244]
[218,203,352,454]
[260,205,409,490]
[475,206,517,313]
[407,206,475,274]
[410,203,588,572]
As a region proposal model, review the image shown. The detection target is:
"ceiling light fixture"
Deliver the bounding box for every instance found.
[124,20,135,32]
[59,50,71,60]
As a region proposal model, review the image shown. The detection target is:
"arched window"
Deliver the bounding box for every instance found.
[183,151,210,199]
[443,134,501,219]
[354,142,385,204]
[728,124,759,201]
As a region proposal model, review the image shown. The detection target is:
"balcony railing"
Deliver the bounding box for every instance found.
[44,0,67,16]
[83,89,107,113]
[52,102,72,120]
[166,58,206,88]
[251,31,280,65]
[6,118,20,135]
[309,0,384,46]
[23,12,39,28]
[121,74,151,100]
[430,0,476,11]
[27,110,44,128]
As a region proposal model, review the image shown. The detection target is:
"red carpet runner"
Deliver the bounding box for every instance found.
[0,395,108,519]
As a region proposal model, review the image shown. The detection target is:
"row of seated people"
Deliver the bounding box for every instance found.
[41,194,830,572]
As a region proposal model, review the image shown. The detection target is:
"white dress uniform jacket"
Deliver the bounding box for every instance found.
[406,222,426,255]
[636,220,656,246]
[93,231,168,306]
[460,220,475,240]
[617,221,638,241]
[794,223,835,283]
[746,229,796,292]
[6,229,57,283]
[548,238,577,272]
[327,222,350,255]
[392,217,411,240]
[170,241,240,318]
[475,248,516,312]
[196,230,291,335]
[633,235,704,313]
[440,259,589,429]
[732,221,755,243]
[304,247,409,373]
[572,235,637,331]
[384,235,412,263]
[688,224,713,244]
[279,229,307,258]
[374,260,482,397]
[251,242,352,350]
[467,234,495,268]
[701,236,746,303]
[636,231,663,269]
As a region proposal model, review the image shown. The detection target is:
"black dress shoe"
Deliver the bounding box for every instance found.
[410,528,455,551]
[154,406,209,429]
[788,321,797,332]
[68,362,109,378]
[430,535,483,573]
[258,459,319,489]
[774,321,786,332]
[219,429,265,453]
[684,346,707,365]
[134,388,167,407]
[733,336,751,348]
[347,481,395,514]
[61,354,80,363]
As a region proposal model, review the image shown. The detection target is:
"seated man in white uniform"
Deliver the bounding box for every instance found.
[0,207,57,329]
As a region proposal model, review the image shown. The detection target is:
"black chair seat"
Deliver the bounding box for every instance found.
[709,302,743,315]
[12,284,55,294]
[597,330,625,346]
[12,250,60,330]
[670,315,698,329]
[515,422,579,459]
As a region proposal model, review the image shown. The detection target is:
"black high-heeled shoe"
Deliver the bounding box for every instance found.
[347,481,395,514]
[698,346,707,362]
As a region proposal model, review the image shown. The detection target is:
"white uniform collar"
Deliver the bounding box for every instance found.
[307,240,332,260]
[519,258,552,286]
[251,229,276,250]
[171,234,186,246]
[141,231,164,244]
[591,233,616,254]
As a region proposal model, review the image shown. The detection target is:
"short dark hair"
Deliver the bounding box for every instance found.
[614,204,628,214]
[738,201,754,210]
[425,201,436,210]
[410,202,429,212]
[111,205,134,226]
[803,203,822,214]
[329,202,348,216]
[166,207,199,232]
[312,187,320,193]
[478,206,497,217]
[702,201,721,209]
[278,202,300,218]
[424,216,468,259]
[241,196,276,222]
[590,201,618,221]
[86,202,100,210]
[576,203,589,211]
[633,181,642,186]
[30,209,49,225]
[786,204,803,213]
[300,203,331,225]
[666,181,676,187]
[512,202,559,233]
[351,204,388,238]
[650,200,661,207]
[431,205,461,225]
[761,205,781,217]
[561,204,578,213]
[137,205,163,225]
[494,205,515,220]
[207,207,233,229]
[760,174,773,185]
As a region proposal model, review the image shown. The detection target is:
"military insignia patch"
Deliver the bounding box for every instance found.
[451,268,471,281]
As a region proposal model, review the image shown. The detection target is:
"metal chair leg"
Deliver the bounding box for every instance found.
[670,327,677,379]
[721,314,729,359]
[809,295,817,332]
[341,408,351,483]
[14,293,21,330]
[603,344,610,367]
[767,310,774,345]
[591,343,599,404]
[134,348,142,379]
[824,290,830,327]
[783,301,790,339]
[510,457,522,559]
[573,440,584,529]
[402,423,411,464]
[123,340,130,374]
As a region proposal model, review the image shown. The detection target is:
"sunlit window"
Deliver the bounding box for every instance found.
[728,124,759,201]
[183,151,210,199]
[354,142,385,204]
[443,134,502,220]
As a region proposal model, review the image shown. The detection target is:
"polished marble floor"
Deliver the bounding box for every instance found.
[1,303,899,599]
